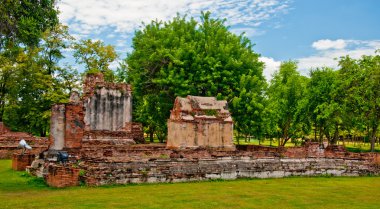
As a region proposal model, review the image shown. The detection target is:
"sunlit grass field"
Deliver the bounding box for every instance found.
[1,160,380,209]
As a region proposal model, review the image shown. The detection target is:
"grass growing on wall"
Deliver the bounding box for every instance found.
[1,160,380,209]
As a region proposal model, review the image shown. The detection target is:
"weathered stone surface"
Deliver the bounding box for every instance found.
[66,142,379,186]
[81,156,379,186]
[167,96,235,150]
[50,104,66,150]
[29,138,380,187]
[83,73,132,131]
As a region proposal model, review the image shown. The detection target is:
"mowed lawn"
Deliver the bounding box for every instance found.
[1,160,380,209]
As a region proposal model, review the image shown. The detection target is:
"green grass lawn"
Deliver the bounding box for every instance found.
[1,160,380,209]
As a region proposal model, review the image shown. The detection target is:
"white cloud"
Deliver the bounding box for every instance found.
[312,39,347,50]
[109,60,120,71]
[298,39,380,75]
[260,39,380,78]
[230,27,265,37]
[58,0,291,38]
[259,56,281,80]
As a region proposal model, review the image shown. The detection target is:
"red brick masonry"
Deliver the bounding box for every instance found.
[45,165,80,188]
[0,122,49,159]
[12,154,35,171]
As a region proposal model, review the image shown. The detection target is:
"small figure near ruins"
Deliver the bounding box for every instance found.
[167,95,235,151]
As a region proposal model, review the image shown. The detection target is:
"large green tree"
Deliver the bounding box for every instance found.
[73,39,118,81]
[126,12,265,141]
[0,0,59,49]
[338,53,380,152]
[0,1,79,135]
[2,47,72,136]
[306,68,342,145]
[267,61,308,146]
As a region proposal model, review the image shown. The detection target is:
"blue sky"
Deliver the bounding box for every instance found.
[58,0,380,79]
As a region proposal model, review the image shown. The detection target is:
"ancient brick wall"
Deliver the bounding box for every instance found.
[82,156,379,186]
[0,123,49,159]
[32,140,380,187]
[167,96,235,150]
[70,141,380,186]
[48,73,143,152]
[12,154,35,171]
[45,164,80,188]
[82,73,132,132]
[80,143,170,161]
[0,139,47,159]
[64,103,84,149]
[237,143,331,158]
[122,122,145,143]
[167,121,234,150]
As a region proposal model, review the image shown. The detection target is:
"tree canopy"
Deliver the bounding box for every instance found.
[73,39,118,81]
[0,1,77,136]
[126,12,266,141]
[0,0,59,49]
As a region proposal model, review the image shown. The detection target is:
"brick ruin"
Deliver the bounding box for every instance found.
[12,153,35,171]
[167,96,235,150]
[0,122,48,159]
[71,143,380,186]
[49,73,144,154]
[6,74,376,187]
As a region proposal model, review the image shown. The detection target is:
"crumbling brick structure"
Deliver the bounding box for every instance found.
[27,89,380,187]
[167,96,235,150]
[45,165,80,188]
[12,153,35,171]
[49,73,144,152]
[0,122,48,159]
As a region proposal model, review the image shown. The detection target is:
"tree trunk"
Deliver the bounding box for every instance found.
[149,131,154,143]
[270,138,273,147]
[319,126,324,144]
[370,125,378,152]
[331,123,339,145]
[280,138,290,147]
[325,130,331,145]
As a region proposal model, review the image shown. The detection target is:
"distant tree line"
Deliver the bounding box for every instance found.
[0,4,378,151]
